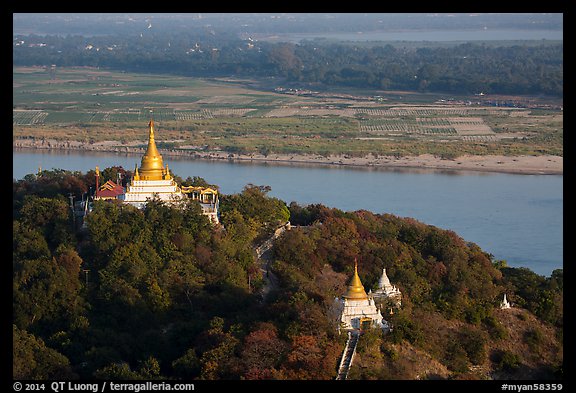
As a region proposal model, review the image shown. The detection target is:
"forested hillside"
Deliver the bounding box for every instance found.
[12,168,562,380]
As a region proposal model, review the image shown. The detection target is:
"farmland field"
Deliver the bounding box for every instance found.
[13,66,563,157]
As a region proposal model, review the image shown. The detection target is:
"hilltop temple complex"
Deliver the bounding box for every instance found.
[336,261,390,332]
[94,120,219,224]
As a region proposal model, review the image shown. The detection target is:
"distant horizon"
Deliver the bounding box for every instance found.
[13,12,562,38]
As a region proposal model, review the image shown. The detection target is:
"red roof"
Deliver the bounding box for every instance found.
[97,180,125,198]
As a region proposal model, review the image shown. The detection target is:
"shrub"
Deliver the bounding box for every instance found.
[483,315,508,341]
[460,328,487,365]
[523,328,543,352]
[494,350,521,372]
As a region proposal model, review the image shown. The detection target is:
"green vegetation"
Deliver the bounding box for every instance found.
[13,168,562,380]
[13,67,563,158]
[13,32,562,96]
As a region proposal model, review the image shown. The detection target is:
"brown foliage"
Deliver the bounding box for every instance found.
[240,323,287,375]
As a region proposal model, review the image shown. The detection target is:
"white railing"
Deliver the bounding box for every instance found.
[336,330,359,380]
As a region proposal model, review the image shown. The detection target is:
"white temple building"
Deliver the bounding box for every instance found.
[500,293,512,309]
[370,268,402,307]
[336,261,389,332]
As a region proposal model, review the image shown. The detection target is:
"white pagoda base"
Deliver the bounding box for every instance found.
[337,297,389,331]
[122,179,186,209]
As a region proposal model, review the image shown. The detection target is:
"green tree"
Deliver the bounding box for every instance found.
[197,317,241,380]
[495,350,522,372]
[13,220,51,261]
[13,256,85,334]
[13,325,76,379]
[18,195,74,249]
[100,166,128,186]
[460,327,487,365]
[389,312,424,345]
[172,348,201,379]
[93,362,142,380]
[138,356,161,379]
[501,267,563,325]
[221,184,290,230]
[160,255,205,313]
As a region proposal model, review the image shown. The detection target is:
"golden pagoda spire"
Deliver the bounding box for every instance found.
[344,259,368,300]
[139,119,165,180]
[164,164,172,180]
[133,163,140,181]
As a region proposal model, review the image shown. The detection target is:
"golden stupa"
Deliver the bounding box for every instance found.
[343,260,369,300]
[121,120,220,224]
[139,119,165,181]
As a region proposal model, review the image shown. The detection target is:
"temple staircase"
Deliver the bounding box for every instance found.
[336,330,360,380]
[254,222,291,301]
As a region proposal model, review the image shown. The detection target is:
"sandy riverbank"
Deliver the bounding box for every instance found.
[13,138,563,175]
[193,151,563,175]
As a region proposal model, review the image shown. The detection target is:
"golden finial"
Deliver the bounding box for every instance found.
[95,166,100,176]
[148,119,155,138]
[344,258,368,300]
[164,164,172,180]
[133,163,140,181]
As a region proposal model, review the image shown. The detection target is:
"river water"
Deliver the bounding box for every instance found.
[258,29,563,43]
[13,149,563,277]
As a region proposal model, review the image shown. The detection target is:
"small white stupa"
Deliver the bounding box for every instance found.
[500,293,512,309]
[371,268,402,307]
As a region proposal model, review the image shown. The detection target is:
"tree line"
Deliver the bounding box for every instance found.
[13,32,563,97]
[13,168,562,379]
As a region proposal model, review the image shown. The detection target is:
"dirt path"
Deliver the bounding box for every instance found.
[254,222,291,301]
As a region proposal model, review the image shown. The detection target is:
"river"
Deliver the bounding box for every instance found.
[13,149,563,277]
[256,29,563,44]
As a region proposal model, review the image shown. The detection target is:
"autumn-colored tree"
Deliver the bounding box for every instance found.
[240,322,287,379]
[280,333,340,379]
[55,245,83,278]
[316,216,360,271]
[14,169,89,204]
[283,334,323,377]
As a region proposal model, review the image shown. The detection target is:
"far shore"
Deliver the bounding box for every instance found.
[13,138,563,176]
